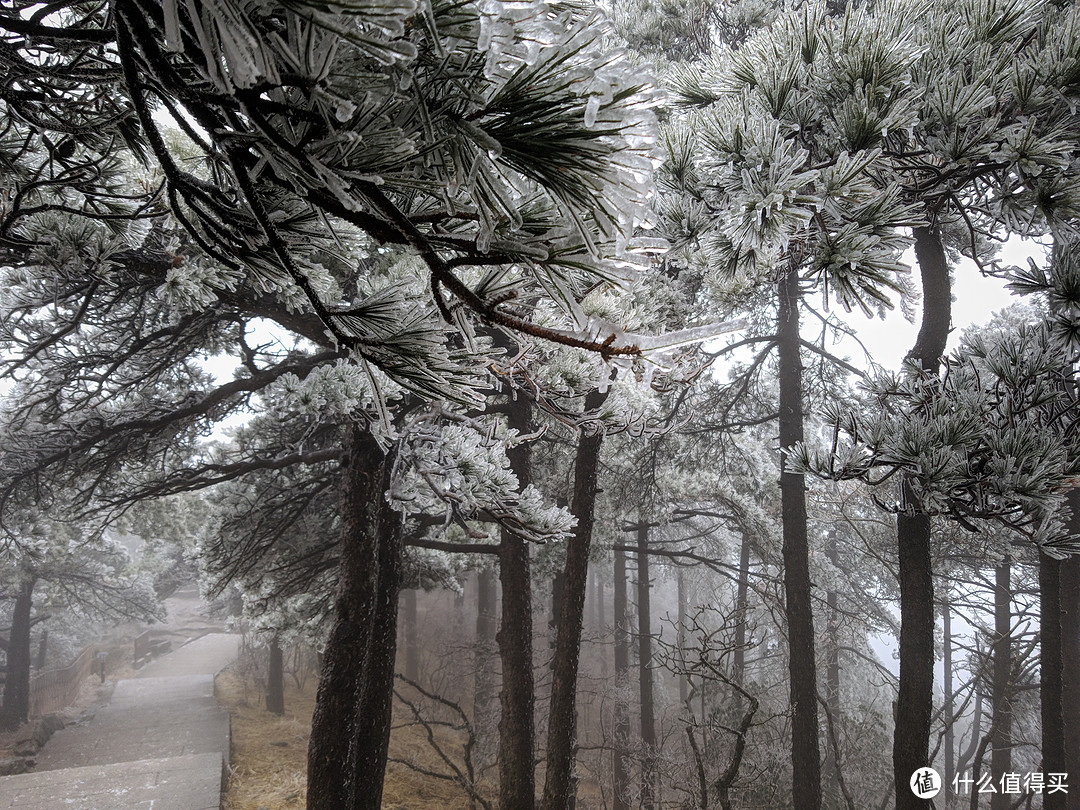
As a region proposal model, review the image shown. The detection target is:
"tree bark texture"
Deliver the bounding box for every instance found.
[733,530,751,689]
[307,423,402,810]
[677,567,688,705]
[266,637,285,716]
[0,576,35,731]
[990,560,1012,810]
[894,497,935,810]
[636,522,657,810]
[1040,552,1067,810]
[1050,257,1080,790]
[777,263,822,810]
[894,225,950,810]
[1059,538,1080,785]
[943,591,955,797]
[498,393,536,810]
[613,547,631,810]
[542,387,607,810]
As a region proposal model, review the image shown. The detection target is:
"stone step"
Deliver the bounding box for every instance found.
[31,675,229,772]
[0,752,224,810]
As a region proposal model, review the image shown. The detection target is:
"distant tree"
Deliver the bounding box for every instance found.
[656,5,923,804]
[0,522,159,729]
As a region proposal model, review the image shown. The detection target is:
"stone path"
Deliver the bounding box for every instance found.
[0,593,239,810]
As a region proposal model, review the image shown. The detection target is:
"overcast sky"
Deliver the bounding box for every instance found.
[851,237,1045,371]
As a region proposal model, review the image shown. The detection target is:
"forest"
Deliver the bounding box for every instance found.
[1,0,1079,808]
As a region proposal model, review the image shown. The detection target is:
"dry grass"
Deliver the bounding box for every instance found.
[382,723,482,810]
[217,667,491,810]
[217,669,313,810]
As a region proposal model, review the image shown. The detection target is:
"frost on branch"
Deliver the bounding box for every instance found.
[392,407,575,545]
[794,306,1080,555]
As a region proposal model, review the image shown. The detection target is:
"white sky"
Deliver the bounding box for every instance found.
[847,237,1044,372]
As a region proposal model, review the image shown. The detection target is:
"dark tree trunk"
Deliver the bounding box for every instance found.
[990,560,1012,810]
[595,569,608,676]
[1059,546,1080,784]
[1046,244,1080,799]
[1040,552,1066,810]
[498,393,536,810]
[636,522,657,810]
[307,424,402,810]
[1052,258,1080,786]
[403,587,419,683]
[733,530,751,689]
[677,567,688,705]
[895,498,935,810]
[942,590,955,803]
[777,263,822,810]
[266,637,285,716]
[475,566,498,763]
[894,225,950,810]
[956,688,982,777]
[613,546,631,810]
[542,387,607,810]
[0,576,36,731]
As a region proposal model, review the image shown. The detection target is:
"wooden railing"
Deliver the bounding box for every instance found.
[28,644,95,718]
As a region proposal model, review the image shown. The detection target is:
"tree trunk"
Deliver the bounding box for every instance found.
[1051,245,1080,787]
[266,637,285,716]
[956,687,982,777]
[942,589,955,808]
[777,263,822,810]
[0,576,36,731]
[636,522,657,810]
[990,559,1012,810]
[542,387,607,810]
[475,567,498,764]
[498,393,536,810]
[894,225,950,810]
[1040,551,1066,810]
[307,423,402,810]
[733,530,751,689]
[677,567,688,705]
[1059,545,1080,785]
[895,496,935,810]
[613,546,631,810]
[596,569,608,676]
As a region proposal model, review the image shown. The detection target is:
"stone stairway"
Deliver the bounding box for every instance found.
[0,633,239,810]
